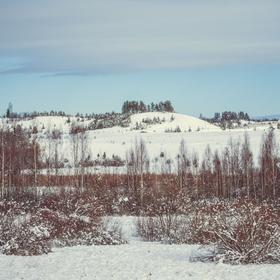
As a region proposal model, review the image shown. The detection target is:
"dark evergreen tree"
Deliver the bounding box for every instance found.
[214,112,221,121]
[245,113,250,121]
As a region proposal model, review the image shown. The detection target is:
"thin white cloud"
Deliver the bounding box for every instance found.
[0,0,279,74]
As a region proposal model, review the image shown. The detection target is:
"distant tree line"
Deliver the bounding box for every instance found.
[5,109,69,119]
[122,100,175,114]
[200,111,251,129]
[4,101,175,121]
[213,111,250,122]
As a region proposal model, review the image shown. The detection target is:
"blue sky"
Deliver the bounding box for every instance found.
[1,0,280,117]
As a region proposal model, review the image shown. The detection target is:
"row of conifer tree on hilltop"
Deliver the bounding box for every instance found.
[3,100,175,120]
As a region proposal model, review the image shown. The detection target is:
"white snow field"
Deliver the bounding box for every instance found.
[86,128,280,165]
[2,112,279,169]
[1,217,280,280]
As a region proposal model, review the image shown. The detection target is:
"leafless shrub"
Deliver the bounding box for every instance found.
[208,202,280,264]
[136,209,214,245]
[0,192,126,256]
[188,200,280,264]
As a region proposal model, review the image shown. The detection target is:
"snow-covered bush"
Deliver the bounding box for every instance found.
[136,211,213,245]
[38,191,105,218]
[0,192,126,256]
[138,199,280,264]
[137,217,167,241]
[0,210,52,256]
[1,222,52,256]
[208,202,280,264]
[188,200,280,264]
[137,192,209,243]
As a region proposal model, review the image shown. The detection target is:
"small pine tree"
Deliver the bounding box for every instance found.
[175,126,181,133]
[6,108,10,118]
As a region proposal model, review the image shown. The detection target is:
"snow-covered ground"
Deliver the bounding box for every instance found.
[36,128,280,175]
[1,216,280,280]
[2,113,280,168]
[86,128,280,165]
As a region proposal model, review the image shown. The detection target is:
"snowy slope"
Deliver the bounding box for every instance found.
[1,112,220,133]
[129,112,220,132]
[17,116,94,133]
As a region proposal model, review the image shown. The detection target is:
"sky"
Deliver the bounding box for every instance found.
[0,0,280,117]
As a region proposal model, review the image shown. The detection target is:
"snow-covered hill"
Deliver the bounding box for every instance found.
[129,112,220,132]
[1,112,220,133]
[1,113,280,169]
